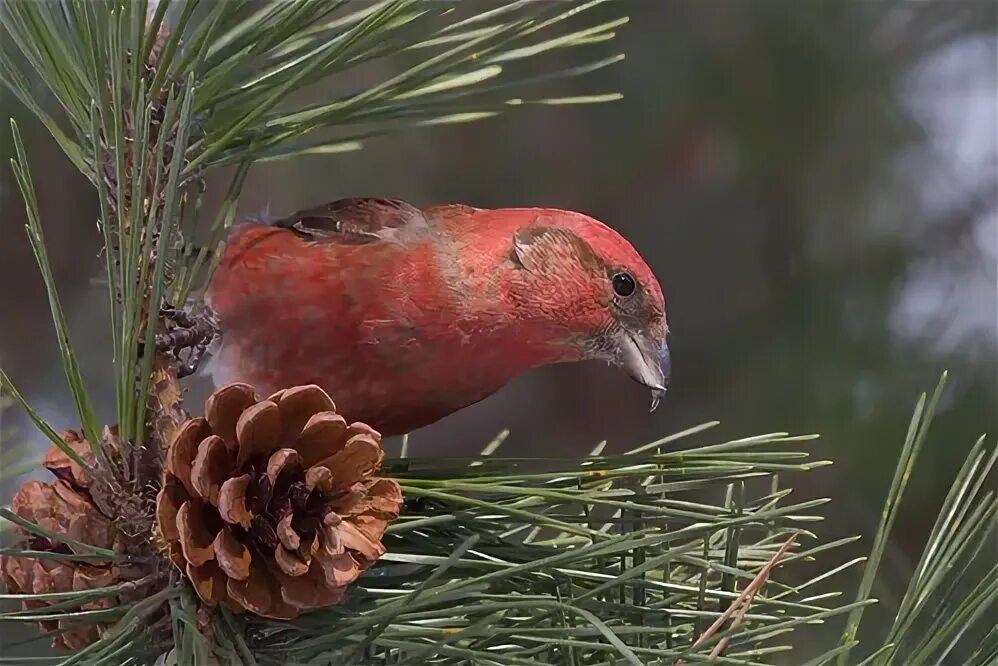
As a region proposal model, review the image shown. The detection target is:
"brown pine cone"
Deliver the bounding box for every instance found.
[0,429,138,650]
[156,383,402,619]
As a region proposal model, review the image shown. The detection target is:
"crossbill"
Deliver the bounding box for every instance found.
[205,198,670,436]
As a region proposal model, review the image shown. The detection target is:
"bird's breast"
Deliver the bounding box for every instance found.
[207,225,531,434]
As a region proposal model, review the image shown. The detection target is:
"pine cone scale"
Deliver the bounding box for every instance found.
[234,400,282,466]
[166,417,211,497]
[189,560,227,605]
[216,473,253,528]
[190,435,232,504]
[314,435,384,488]
[176,501,217,567]
[42,430,93,488]
[205,382,257,450]
[272,385,337,444]
[214,527,251,581]
[155,476,187,542]
[276,514,300,551]
[275,545,309,576]
[295,412,348,466]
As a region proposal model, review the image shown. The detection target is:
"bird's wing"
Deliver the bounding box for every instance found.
[273,197,430,244]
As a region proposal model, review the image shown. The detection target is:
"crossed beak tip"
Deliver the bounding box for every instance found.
[617,332,671,412]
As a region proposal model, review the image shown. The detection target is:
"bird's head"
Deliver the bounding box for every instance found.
[503,210,670,410]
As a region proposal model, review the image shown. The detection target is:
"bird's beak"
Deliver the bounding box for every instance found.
[617,331,670,412]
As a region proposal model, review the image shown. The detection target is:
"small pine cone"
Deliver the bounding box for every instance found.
[0,430,136,650]
[156,383,402,619]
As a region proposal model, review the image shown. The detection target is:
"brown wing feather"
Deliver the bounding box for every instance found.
[273,197,428,244]
[422,203,479,220]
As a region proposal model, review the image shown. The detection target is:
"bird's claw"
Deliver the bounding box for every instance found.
[155,303,219,378]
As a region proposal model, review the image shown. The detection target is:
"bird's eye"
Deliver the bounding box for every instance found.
[612,272,636,297]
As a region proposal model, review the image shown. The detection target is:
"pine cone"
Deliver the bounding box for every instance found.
[156,383,402,619]
[0,429,142,650]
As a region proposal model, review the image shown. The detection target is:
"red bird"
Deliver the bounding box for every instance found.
[205,198,670,436]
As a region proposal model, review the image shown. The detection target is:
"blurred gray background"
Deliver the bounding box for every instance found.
[1,0,996,659]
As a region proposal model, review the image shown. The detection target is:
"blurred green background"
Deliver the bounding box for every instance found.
[1,0,995,660]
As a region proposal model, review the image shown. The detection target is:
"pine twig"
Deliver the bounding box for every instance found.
[684,532,799,661]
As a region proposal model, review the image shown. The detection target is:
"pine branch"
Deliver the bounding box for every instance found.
[0,2,994,665]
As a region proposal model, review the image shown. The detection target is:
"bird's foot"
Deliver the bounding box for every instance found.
[155,303,219,378]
